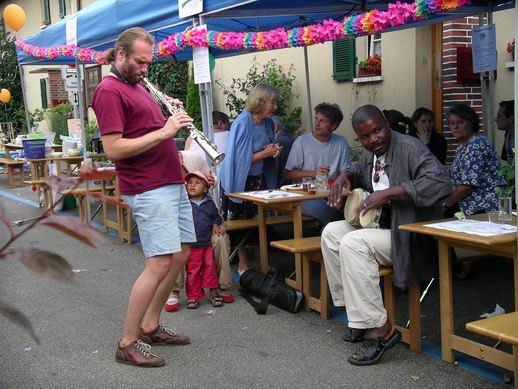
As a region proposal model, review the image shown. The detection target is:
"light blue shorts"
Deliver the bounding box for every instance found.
[122,184,196,258]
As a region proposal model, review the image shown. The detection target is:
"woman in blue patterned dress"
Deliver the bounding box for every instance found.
[442,104,504,279]
[442,104,504,216]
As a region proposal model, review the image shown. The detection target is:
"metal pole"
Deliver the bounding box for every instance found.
[303,46,314,131]
[18,65,32,132]
[514,1,518,286]
[75,59,90,221]
[478,15,489,138]
[487,6,496,146]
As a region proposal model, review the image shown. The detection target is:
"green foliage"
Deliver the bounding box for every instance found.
[30,109,45,129]
[84,120,98,152]
[0,30,25,131]
[44,104,72,144]
[184,70,201,139]
[147,61,189,104]
[349,140,364,162]
[216,58,302,136]
[497,152,515,198]
[148,61,190,139]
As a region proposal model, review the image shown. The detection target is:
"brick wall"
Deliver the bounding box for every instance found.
[48,69,69,106]
[441,16,483,163]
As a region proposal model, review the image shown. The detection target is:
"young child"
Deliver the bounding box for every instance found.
[184,170,225,309]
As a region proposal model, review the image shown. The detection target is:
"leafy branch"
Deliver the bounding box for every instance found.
[0,164,118,343]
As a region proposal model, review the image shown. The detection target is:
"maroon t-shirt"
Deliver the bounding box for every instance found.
[92,76,183,195]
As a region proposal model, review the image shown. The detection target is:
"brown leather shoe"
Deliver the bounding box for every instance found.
[139,325,191,346]
[115,340,165,367]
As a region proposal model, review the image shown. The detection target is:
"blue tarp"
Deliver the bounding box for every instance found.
[16,0,515,65]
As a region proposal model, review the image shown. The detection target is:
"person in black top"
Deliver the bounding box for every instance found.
[495,100,515,164]
[408,107,448,164]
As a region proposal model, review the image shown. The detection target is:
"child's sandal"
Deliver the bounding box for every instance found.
[210,294,223,307]
[187,300,199,309]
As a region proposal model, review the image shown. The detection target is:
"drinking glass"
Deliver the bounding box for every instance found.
[498,196,513,225]
[302,177,312,192]
[315,174,329,191]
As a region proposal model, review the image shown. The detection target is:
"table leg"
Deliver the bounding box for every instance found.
[257,204,268,273]
[293,203,303,291]
[438,240,455,363]
[514,254,518,312]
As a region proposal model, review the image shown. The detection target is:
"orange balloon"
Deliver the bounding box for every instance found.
[0,89,12,103]
[3,4,26,31]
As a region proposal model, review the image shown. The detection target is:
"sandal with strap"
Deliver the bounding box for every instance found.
[348,330,401,366]
[209,294,223,308]
[186,300,199,309]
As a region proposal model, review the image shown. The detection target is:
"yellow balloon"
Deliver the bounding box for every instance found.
[3,4,26,31]
[0,89,12,104]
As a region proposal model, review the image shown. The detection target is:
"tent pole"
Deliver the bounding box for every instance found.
[487,6,496,146]
[303,46,314,131]
[18,65,32,133]
[197,16,214,159]
[478,15,489,139]
[514,2,518,265]
[75,59,90,222]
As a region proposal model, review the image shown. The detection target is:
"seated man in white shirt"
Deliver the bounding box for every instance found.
[284,103,352,226]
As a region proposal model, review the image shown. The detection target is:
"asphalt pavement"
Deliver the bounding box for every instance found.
[0,176,508,389]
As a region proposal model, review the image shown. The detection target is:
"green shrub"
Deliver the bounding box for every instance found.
[497,151,515,198]
[216,58,302,136]
[45,104,72,144]
[184,70,201,139]
[84,120,98,152]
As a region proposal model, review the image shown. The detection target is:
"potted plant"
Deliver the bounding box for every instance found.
[496,152,515,223]
[507,38,515,60]
[358,55,382,77]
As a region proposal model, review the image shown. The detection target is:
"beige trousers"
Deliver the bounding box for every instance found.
[321,220,392,329]
[173,233,232,291]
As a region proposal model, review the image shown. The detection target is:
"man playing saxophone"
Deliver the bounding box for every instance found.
[92,27,195,367]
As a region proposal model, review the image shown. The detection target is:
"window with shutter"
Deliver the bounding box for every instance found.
[333,38,355,81]
[41,0,51,25]
[58,0,66,18]
[40,79,48,109]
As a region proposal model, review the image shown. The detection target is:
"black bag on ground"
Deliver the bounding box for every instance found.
[239,267,304,314]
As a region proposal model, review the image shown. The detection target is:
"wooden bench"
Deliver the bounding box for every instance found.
[223,215,313,231]
[101,177,133,244]
[24,179,52,209]
[270,236,422,353]
[0,157,26,188]
[466,312,518,388]
[60,186,114,223]
[271,236,329,319]
[223,214,314,264]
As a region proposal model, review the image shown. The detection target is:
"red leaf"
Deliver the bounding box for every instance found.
[42,215,105,247]
[44,176,80,193]
[15,248,74,281]
[89,192,128,208]
[0,301,40,344]
[79,165,116,181]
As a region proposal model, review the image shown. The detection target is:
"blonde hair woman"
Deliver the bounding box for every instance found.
[220,84,282,274]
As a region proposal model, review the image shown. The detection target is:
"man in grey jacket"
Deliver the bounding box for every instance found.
[322,105,451,366]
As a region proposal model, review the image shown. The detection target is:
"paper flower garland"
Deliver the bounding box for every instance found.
[16,0,471,64]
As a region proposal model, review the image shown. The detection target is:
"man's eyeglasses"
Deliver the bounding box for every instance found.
[373,159,383,183]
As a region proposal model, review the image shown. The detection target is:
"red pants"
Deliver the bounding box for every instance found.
[185,246,218,301]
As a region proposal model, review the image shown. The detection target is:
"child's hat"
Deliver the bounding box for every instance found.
[185,170,212,188]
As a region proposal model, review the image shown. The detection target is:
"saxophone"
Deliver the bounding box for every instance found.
[141,77,225,167]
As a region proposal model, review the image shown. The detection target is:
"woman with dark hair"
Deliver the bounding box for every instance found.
[442,104,504,216]
[409,107,448,164]
[382,109,412,134]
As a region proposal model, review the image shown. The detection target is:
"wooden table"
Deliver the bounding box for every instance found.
[400,214,518,371]
[227,189,339,290]
[23,153,105,209]
[3,143,62,159]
